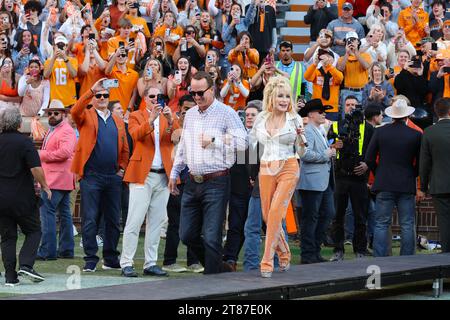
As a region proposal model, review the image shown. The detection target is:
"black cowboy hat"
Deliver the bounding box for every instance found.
[299,99,333,117]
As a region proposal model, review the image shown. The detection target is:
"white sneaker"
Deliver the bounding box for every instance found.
[330,251,344,262]
[96,235,103,247]
[73,225,78,237]
[187,264,204,273]
[162,264,187,273]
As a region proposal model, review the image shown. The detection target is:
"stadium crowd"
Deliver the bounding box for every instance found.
[0,0,449,286]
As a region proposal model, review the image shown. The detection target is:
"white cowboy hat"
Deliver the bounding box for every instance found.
[385,99,415,119]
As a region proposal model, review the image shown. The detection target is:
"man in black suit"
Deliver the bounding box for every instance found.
[365,99,423,257]
[420,98,450,253]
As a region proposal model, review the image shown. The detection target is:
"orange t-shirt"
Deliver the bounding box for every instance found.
[108,65,139,112]
[79,64,105,97]
[222,79,250,111]
[44,57,78,107]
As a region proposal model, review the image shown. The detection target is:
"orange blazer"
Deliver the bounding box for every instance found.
[70,90,130,180]
[124,109,180,185]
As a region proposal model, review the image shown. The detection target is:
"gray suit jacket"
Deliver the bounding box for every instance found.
[420,119,450,195]
[299,124,333,192]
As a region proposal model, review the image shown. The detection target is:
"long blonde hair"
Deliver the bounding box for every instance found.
[262,76,296,115]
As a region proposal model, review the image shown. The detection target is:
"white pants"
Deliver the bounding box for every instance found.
[120,172,169,269]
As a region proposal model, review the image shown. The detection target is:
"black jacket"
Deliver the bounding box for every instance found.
[304,5,338,41]
[365,121,422,194]
[420,119,450,195]
[394,69,428,109]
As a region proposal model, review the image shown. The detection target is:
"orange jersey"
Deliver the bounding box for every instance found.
[304,64,344,112]
[222,80,250,111]
[44,57,78,107]
[107,36,139,69]
[398,7,429,49]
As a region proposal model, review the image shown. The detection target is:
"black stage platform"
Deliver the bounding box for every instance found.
[11,253,450,300]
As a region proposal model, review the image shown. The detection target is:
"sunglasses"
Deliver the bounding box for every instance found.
[189,86,211,97]
[47,111,60,116]
[120,53,127,58]
[95,93,110,99]
[317,110,325,114]
[186,30,195,35]
[148,94,157,99]
[155,42,163,46]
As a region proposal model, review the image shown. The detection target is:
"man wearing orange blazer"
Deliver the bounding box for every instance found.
[37,100,77,261]
[120,87,179,278]
[71,78,129,273]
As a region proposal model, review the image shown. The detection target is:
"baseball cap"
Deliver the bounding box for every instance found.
[418,37,435,45]
[279,40,293,49]
[319,29,333,38]
[345,31,359,40]
[342,2,353,10]
[54,35,68,45]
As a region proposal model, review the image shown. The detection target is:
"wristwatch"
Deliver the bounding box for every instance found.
[211,137,215,143]
[64,59,69,63]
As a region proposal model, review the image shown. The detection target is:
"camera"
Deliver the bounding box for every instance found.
[411,55,422,68]
[329,105,365,176]
[89,33,95,40]
[56,42,65,50]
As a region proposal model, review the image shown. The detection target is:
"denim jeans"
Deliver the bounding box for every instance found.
[367,198,376,243]
[300,184,335,262]
[80,172,122,265]
[243,196,262,272]
[223,192,250,263]
[163,184,199,266]
[179,176,230,274]
[38,190,74,258]
[243,196,286,272]
[373,192,416,257]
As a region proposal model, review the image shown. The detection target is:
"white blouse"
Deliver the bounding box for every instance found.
[250,111,306,162]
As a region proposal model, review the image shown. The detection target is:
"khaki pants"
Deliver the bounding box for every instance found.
[120,172,169,269]
[259,158,299,273]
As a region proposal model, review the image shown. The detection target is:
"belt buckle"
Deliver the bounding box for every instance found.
[193,175,204,183]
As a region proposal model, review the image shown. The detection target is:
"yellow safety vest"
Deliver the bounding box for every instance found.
[276,61,302,98]
[332,121,365,159]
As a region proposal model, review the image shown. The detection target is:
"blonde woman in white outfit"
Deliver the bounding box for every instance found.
[250,76,306,278]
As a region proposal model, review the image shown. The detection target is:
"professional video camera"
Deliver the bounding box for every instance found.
[328,105,365,176]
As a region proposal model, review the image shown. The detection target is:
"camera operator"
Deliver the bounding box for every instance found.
[328,96,375,261]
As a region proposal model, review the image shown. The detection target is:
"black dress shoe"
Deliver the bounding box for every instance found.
[57,254,74,259]
[143,265,168,276]
[316,256,327,263]
[36,256,57,261]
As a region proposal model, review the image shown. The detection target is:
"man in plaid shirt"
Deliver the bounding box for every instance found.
[169,71,247,274]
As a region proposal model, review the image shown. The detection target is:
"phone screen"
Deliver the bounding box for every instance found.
[157,94,165,107]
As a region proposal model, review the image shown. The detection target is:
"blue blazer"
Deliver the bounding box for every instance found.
[298,124,333,192]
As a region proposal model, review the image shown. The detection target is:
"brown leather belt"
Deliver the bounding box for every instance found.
[189,169,230,184]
